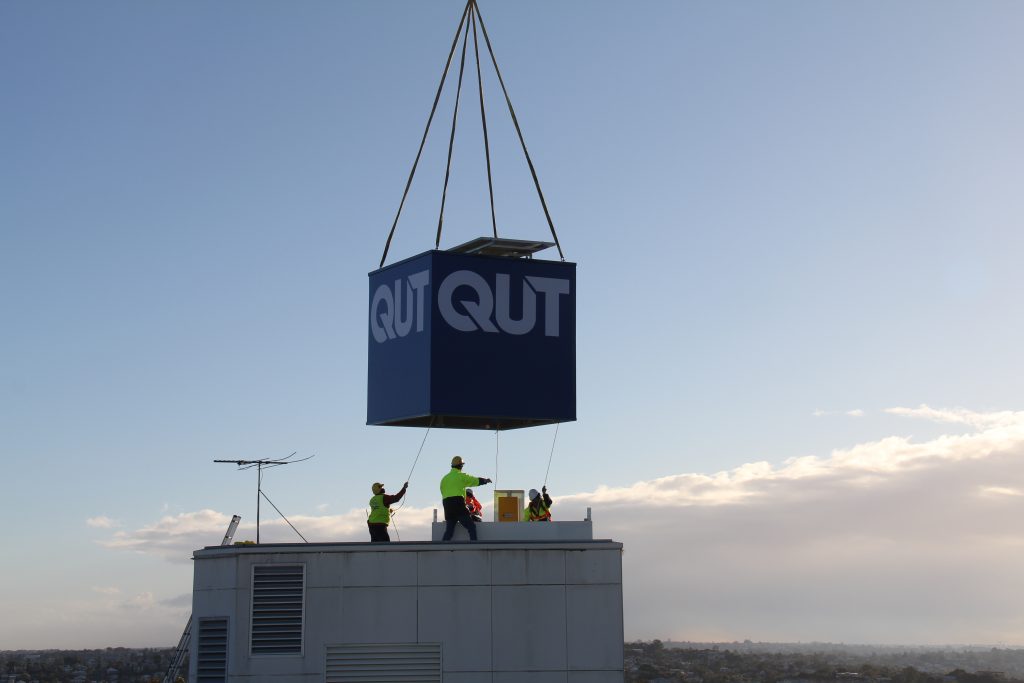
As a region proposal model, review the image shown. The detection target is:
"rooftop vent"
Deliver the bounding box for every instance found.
[196,618,228,682]
[250,564,304,655]
[326,643,442,682]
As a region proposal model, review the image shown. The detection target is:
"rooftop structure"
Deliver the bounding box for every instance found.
[190,523,624,682]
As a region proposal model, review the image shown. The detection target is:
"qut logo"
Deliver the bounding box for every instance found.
[370,269,570,343]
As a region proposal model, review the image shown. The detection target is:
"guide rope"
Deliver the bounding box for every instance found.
[379,0,565,266]
[494,429,500,492]
[543,422,560,488]
[391,420,435,518]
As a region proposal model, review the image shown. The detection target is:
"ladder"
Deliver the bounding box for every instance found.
[162,514,241,683]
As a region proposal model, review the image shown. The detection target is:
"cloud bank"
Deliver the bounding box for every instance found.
[99,405,1024,645]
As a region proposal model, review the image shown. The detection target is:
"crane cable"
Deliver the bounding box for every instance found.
[379,0,565,267]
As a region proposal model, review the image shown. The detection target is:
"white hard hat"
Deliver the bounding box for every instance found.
[529,489,539,500]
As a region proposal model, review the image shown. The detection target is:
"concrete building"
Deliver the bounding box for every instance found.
[189,520,624,682]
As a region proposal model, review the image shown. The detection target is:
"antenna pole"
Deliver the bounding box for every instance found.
[213,453,315,544]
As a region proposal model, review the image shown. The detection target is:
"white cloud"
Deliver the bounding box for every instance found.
[316,503,330,512]
[97,405,1024,645]
[980,486,1024,498]
[813,408,866,418]
[885,404,1022,429]
[86,515,119,529]
[99,506,436,562]
[121,592,156,610]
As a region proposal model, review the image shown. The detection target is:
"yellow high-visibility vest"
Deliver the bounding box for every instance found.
[368,494,390,525]
[523,500,551,521]
[440,468,479,499]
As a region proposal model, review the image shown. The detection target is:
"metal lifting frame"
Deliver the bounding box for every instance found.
[379,0,565,267]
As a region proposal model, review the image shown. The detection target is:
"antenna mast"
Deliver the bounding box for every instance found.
[214,452,315,543]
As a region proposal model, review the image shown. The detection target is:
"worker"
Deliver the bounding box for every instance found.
[465,488,483,522]
[523,486,553,521]
[440,456,491,541]
[366,481,408,542]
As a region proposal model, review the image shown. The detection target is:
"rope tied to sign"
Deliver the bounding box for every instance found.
[379,0,565,267]
[387,424,434,542]
[390,420,434,518]
[543,422,560,488]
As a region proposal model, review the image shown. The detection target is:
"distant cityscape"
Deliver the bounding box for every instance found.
[625,642,1024,683]
[4,642,1024,683]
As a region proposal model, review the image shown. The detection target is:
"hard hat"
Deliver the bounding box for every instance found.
[465,488,474,496]
[372,482,384,495]
[451,456,464,467]
[529,488,539,500]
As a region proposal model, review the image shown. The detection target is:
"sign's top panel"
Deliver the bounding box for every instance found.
[448,236,555,259]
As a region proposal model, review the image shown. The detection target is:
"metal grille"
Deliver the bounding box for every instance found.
[325,643,442,682]
[250,564,304,655]
[195,618,228,682]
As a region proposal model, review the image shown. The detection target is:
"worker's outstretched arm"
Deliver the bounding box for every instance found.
[383,482,409,506]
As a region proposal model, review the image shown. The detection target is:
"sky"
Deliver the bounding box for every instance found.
[1,0,1023,649]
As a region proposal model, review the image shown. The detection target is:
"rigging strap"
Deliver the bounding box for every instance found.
[379,0,565,266]
[435,14,472,248]
[380,0,472,268]
[473,1,564,260]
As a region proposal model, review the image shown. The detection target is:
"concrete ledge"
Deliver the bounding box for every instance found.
[193,535,618,560]
[430,520,593,542]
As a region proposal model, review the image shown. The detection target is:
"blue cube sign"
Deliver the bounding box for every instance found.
[367,249,576,429]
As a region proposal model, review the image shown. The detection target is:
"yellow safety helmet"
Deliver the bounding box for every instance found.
[372,482,384,495]
[451,456,464,467]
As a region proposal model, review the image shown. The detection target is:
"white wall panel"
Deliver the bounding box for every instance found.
[417,586,491,671]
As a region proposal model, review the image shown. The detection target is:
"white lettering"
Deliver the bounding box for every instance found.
[439,270,569,337]
[369,270,430,343]
[372,269,571,342]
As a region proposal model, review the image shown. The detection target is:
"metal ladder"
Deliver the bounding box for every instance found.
[162,515,241,683]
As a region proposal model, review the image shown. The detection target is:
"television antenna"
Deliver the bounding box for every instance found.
[214,452,315,543]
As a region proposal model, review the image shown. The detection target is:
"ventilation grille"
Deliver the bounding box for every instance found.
[251,564,304,655]
[196,618,228,682]
[325,643,442,682]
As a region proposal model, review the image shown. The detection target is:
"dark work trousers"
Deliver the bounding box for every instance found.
[367,522,390,542]
[441,496,477,541]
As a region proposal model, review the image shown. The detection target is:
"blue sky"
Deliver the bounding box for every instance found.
[2,0,1023,648]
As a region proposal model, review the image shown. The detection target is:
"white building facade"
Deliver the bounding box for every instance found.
[190,529,624,682]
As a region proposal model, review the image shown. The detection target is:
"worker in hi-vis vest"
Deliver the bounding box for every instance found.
[523,486,553,521]
[367,481,408,542]
[440,456,491,541]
